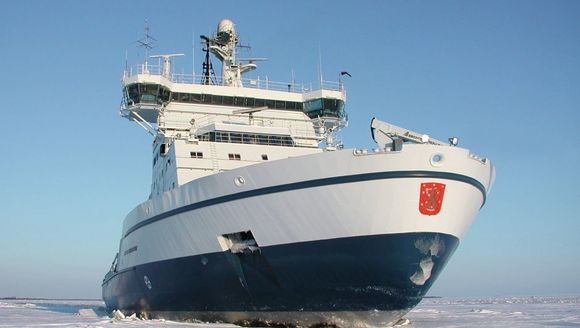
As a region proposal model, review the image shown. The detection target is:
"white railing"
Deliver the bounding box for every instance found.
[124,64,344,93]
[160,112,322,142]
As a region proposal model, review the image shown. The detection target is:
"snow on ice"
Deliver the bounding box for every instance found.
[405,296,580,327]
[0,296,578,327]
[0,299,237,328]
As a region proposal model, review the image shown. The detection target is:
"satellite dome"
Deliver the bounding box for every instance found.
[217,19,235,35]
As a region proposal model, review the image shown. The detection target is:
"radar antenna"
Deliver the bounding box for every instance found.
[237,58,268,62]
[150,54,184,78]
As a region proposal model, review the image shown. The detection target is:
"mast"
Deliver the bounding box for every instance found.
[200,35,213,85]
[137,19,155,74]
[200,19,257,87]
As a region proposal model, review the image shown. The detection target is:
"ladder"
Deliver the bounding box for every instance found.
[209,142,219,172]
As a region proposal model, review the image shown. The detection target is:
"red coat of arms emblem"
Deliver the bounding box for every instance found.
[419,182,446,216]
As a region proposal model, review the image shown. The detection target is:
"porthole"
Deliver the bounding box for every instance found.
[234,176,245,187]
[430,153,444,167]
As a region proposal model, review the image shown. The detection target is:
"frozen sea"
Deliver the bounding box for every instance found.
[0,296,578,327]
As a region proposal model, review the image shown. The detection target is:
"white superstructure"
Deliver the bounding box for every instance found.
[121,19,346,197]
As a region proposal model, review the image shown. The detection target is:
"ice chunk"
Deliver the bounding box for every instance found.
[78,308,98,317]
[414,234,445,257]
[409,257,434,285]
[112,309,125,320]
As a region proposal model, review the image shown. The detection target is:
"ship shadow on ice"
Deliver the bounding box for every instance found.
[21,300,108,317]
[233,319,298,327]
[232,318,411,328]
[232,321,340,328]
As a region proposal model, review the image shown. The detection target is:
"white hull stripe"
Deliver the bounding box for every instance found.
[123,170,486,239]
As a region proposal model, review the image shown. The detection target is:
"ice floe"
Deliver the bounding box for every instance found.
[0,296,578,327]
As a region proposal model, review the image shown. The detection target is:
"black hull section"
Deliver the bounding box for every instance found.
[102,232,459,325]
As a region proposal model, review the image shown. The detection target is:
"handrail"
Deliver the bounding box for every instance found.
[160,112,322,141]
[123,64,344,93]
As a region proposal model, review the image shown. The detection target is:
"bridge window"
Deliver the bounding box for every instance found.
[211,95,222,105]
[124,83,171,106]
[234,96,244,106]
[191,93,202,103]
[159,91,307,112]
[159,87,170,103]
[304,100,321,117]
[223,96,233,105]
[304,98,345,119]
[179,93,190,102]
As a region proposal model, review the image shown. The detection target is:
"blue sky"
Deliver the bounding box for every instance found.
[0,1,578,299]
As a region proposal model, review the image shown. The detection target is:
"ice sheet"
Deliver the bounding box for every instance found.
[405,296,580,328]
[0,299,238,327]
[0,296,578,327]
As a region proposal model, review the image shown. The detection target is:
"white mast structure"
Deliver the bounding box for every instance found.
[208,19,256,87]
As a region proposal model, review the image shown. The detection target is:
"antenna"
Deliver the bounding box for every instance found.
[318,43,323,88]
[192,29,195,81]
[124,48,128,73]
[237,58,268,62]
[237,42,252,50]
[137,19,156,73]
[150,54,184,78]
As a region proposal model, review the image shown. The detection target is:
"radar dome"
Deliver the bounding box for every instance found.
[217,19,235,35]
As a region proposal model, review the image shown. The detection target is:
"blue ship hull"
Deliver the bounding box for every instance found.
[102,232,458,326]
